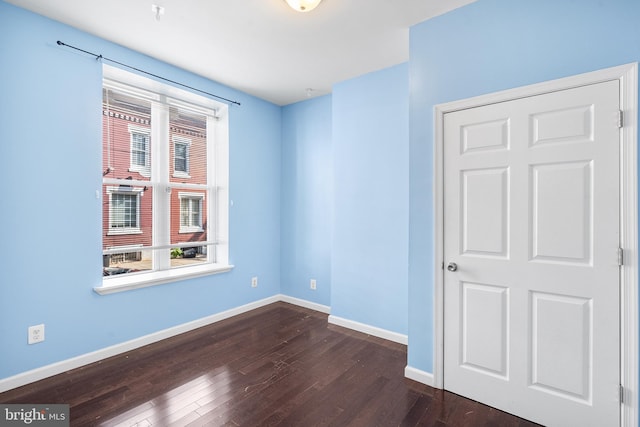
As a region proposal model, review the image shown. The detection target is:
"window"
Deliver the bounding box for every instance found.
[129,126,151,177]
[173,137,190,178]
[111,193,137,228]
[108,189,142,233]
[98,65,231,294]
[179,193,204,232]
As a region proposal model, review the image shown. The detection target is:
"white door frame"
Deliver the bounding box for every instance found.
[433,63,638,426]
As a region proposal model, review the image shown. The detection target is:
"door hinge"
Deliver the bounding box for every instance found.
[618,247,624,266]
[620,384,625,403]
[618,110,624,128]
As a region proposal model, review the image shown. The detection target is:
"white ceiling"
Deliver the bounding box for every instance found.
[7,0,476,106]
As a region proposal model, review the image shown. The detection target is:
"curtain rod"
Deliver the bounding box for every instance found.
[57,40,241,106]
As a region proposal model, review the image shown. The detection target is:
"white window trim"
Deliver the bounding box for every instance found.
[96,64,232,295]
[128,124,151,177]
[179,191,204,233]
[173,136,191,179]
[106,186,144,235]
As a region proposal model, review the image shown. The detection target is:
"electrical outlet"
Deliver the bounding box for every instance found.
[310,279,317,290]
[28,324,45,344]
[251,276,258,288]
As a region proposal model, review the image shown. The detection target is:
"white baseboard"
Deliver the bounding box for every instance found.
[278,294,331,314]
[327,315,408,345]
[0,295,280,393]
[404,366,435,387]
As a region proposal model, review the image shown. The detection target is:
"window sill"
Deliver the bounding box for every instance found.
[94,263,234,295]
[129,167,151,176]
[179,228,204,234]
[107,229,143,236]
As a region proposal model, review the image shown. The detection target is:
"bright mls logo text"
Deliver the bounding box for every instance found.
[1,405,69,426]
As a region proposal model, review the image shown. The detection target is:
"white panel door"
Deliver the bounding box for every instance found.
[443,80,621,427]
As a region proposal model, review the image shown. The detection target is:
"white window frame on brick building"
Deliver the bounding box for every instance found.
[179,192,204,233]
[173,136,191,178]
[107,186,144,235]
[128,125,151,177]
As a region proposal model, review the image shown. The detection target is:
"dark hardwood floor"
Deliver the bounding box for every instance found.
[0,302,541,426]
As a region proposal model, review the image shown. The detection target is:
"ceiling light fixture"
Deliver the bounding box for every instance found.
[284,0,323,13]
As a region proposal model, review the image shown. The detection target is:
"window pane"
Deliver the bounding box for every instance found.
[103,88,152,181]
[168,105,208,269]
[170,106,206,185]
[172,188,208,268]
[190,199,201,226]
[180,198,190,227]
[102,184,153,276]
[175,158,187,172]
[103,88,154,277]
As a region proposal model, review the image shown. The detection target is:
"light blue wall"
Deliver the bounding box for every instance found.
[281,95,333,306]
[0,1,282,380]
[408,0,640,372]
[0,0,411,385]
[8,0,637,391]
[331,64,410,335]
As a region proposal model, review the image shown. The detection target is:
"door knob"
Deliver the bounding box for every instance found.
[447,262,458,272]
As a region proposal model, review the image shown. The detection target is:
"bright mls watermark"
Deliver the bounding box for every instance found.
[0,405,69,426]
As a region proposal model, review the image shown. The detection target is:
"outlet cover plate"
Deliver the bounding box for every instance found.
[28,324,45,344]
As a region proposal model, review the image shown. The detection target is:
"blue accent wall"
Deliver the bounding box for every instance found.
[0,1,282,379]
[408,0,640,372]
[331,64,410,334]
[281,95,333,306]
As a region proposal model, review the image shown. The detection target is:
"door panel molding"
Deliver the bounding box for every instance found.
[432,63,637,426]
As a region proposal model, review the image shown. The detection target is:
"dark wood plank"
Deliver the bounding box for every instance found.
[0,302,541,427]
